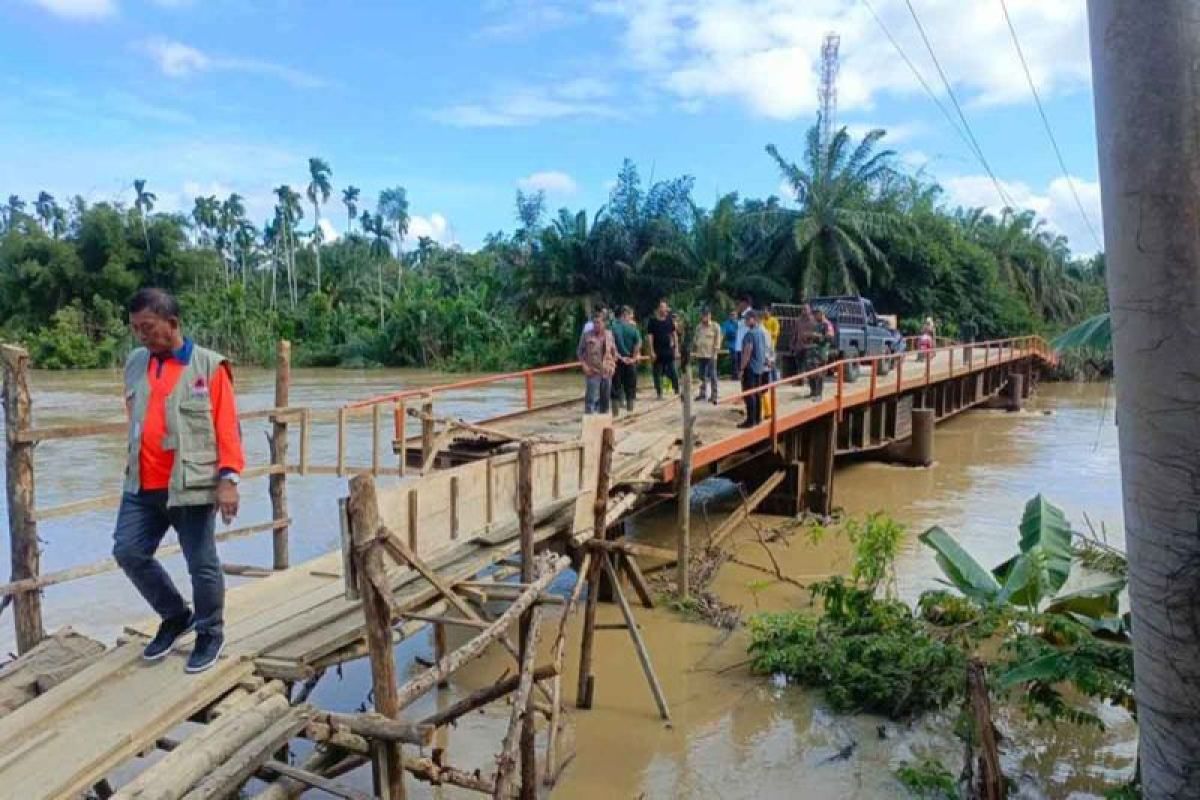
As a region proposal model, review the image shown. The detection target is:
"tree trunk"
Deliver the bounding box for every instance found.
[312,201,322,293]
[1089,3,1200,796]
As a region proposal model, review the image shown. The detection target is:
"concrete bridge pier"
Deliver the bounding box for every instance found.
[750,412,838,518]
[1008,372,1025,412]
[886,407,935,467]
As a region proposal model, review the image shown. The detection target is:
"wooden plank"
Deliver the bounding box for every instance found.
[572,415,612,537]
[181,708,310,800]
[0,648,252,800]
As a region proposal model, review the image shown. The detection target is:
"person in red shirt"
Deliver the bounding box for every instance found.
[113,288,244,673]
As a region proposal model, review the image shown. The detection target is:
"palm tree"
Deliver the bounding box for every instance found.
[306,157,333,292]
[192,195,219,248]
[342,186,361,234]
[766,123,907,296]
[636,193,789,309]
[3,194,26,233]
[274,185,304,308]
[361,211,393,330]
[377,186,409,291]
[133,179,156,251]
[219,193,246,286]
[34,192,56,233]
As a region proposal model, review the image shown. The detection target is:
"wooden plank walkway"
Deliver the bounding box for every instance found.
[0,340,1046,799]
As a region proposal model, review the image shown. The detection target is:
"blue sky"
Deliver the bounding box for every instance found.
[1,0,1102,255]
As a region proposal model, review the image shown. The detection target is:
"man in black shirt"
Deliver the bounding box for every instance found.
[646,299,679,398]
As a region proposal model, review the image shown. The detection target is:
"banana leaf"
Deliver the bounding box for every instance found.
[1051,312,1111,353]
[919,526,1001,603]
[1046,574,1126,620]
[1017,495,1074,596]
[997,652,1071,689]
[995,552,1048,608]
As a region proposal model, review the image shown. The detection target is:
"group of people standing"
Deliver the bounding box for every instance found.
[577,299,698,416]
[577,296,848,426]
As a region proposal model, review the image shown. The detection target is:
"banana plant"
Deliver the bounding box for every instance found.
[918,495,1126,633]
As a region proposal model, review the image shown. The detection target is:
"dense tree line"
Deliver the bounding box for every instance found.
[0,122,1105,370]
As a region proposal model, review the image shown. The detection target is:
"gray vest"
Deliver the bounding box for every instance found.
[123,344,229,507]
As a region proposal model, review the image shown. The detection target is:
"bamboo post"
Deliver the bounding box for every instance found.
[524,372,534,410]
[269,340,290,570]
[336,407,348,478]
[395,400,407,477]
[372,403,382,476]
[346,474,407,800]
[676,368,693,600]
[576,428,613,710]
[1,344,44,653]
[420,399,435,473]
[516,441,536,800]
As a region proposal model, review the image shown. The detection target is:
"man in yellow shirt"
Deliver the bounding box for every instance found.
[761,305,781,418]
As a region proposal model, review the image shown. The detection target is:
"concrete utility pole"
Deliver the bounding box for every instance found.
[1088,3,1200,797]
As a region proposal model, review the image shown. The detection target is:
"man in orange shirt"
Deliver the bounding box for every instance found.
[113,288,244,673]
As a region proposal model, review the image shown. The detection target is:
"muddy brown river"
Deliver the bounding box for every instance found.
[1,370,1130,798]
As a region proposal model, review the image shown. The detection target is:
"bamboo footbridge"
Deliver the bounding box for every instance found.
[0,335,1053,799]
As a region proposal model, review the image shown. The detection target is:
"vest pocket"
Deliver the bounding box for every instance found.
[177,401,218,488]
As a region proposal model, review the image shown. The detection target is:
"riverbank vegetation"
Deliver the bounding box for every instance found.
[747,496,1135,797]
[1,122,1106,369]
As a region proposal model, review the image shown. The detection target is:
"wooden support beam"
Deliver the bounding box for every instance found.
[516,441,537,800]
[179,710,310,800]
[601,554,671,721]
[392,555,569,711]
[347,474,408,800]
[259,760,374,800]
[419,665,558,729]
[706,470,785,551]
[420,400,435,472]
[372,403,383,475]
[309,711,434,747]
[493,607,542,799]
[576,426,613,709]
[336,407,348,477]
[677,368,694,599]
[269,340,290,570]
[1,344,44,652]
[619,552,655,609]
[544,551,589,786]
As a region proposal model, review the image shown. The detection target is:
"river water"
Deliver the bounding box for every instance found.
[0,370,1130,798]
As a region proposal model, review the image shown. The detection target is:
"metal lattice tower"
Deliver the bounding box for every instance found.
[818,32,841,148]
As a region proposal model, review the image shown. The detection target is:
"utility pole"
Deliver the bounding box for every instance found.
[1088,3,1200,797]
[818,32,841,148]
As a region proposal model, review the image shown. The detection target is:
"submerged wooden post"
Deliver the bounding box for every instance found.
[2,345,44,653]
[269,340,290,570]
[576,427,613,709]
[347,475,406,800]
[516,441,536,800]
[676,368,693,600]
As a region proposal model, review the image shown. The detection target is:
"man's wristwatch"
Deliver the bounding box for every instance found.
[219,470,240,485]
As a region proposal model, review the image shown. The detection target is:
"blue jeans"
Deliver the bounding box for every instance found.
[696,357,718,399]
[113,490,224,636]
[584,375,612,414]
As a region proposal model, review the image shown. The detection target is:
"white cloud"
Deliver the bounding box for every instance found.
[517,170,578,196]
[594,0,1090,119]
[139,37,327,89]
[317,218,340,243]
[30,0,115,19]
[477,0,579,39]
[940,173,1103,255]
[404,213,454,246]
[430,81,619,127]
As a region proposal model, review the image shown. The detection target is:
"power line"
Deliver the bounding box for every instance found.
[900,0,1017,210]
[860,0,1013,210]
[998,0,1104,252]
